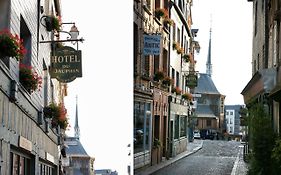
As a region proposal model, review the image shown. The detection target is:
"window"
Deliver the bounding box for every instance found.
[134,23,138,74]
[154,55,159,74]
[177,28,180,44]
[162,49,168,75]
[144,55,150,77]
[172,68,175,86]
[230,118,233,124]
[39,162,54,175]
[180,116,187,137]
[176,71,179,87]
[10,152,31,175]
[175,115,179,139]
[20,16,32,66]
[230,111,233,115]
[0,0,9,30]
[134,101,151,153]
[207,119,211,127]
[173,24,176,41]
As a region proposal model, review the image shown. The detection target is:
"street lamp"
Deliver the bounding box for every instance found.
[39,16,84,48]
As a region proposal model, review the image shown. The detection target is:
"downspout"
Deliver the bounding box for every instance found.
[264,0,269,69]
[167,0,173,159]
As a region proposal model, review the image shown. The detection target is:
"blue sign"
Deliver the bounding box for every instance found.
[143,34,161,55]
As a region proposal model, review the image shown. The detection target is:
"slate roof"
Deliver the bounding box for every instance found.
[64,137,89,157]
[195,104,217,118]
[194,73,220,95]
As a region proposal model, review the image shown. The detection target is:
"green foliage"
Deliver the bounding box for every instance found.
[247,104,275,175]
[271,138,281,174]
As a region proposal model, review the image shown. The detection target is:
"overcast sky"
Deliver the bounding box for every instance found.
[61,0,253,174]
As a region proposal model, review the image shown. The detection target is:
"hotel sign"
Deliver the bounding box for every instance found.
[143,34,161,55]
[50,46,82,83]
[186,74,198,88]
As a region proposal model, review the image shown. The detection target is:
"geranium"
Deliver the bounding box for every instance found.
[172,86,182,95]
[19,63,42,93]
[182,93,193,100]
[0,29,26,61]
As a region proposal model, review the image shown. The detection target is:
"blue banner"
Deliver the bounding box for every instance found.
[143,34,161,55]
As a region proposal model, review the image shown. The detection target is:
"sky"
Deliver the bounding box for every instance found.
[60,0,253,174]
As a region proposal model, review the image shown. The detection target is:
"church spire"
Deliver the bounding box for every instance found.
[206,15,213,77]
[74,95,80,139]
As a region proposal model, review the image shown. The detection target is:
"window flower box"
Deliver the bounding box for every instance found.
[163,17,174,26]
[45,103,69,130]
[162,76,173,86]
[153,71,165,82]
[19,63,42,93]
[0,30,26,61]
[154,8,168,19]
[172,87,182,95]
[182,93,193,101]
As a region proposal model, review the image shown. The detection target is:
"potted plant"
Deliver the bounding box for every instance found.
[172,86,182,95]
[43,103,60,119]
[19,63,42,93]
[172,41,179,50]
[154,8,168,19]
[45,103,68,130]
[153,71,165,81]
[163,17,174,26]
[177,47,184,55]
[182,93,193,101]
[162,76,172,86]
[44,15,61,31]
[0,30,26,61]
[153,138,162,149]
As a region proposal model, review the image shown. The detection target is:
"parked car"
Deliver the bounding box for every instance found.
[193,130,201,139]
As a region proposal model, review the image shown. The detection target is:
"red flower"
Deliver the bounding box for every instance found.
[0,30,26,61]
[19,63,42,93]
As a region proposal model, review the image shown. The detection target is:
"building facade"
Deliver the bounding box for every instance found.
[242,0,280,135]
[133,0,198,171]
[168,0,195,158]
[225,105,242,136]
[0,0,78,174]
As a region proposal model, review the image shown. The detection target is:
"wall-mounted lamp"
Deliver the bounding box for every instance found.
[39,16,84,48]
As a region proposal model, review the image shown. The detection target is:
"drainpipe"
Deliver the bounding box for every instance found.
[166,0,174,159]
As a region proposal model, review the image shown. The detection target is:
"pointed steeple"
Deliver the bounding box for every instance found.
[206,16,213,77]
[74,95,80,139]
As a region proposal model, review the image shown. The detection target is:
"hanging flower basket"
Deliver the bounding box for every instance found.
[19,63,42,93]
[44,15,61,31]
[0,30,26,61]
[153,71,165,81]
[182,54,190,63]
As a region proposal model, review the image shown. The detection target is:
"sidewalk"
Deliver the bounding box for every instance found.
[134,139,203,175]
[231,144,248,175]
